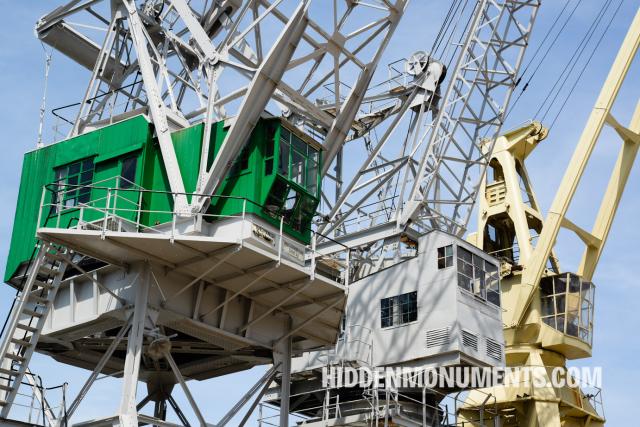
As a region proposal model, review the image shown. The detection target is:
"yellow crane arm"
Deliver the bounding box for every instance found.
[512,7,640,328]
[578,109,640,281]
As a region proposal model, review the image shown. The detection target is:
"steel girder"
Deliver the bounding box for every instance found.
[318,0,541,243]
[37,0,412,214]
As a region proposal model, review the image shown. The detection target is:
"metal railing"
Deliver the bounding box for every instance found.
[0,373,68,427]
[257,402,311,426]
[37,179,353,285]
[49,80,146,143]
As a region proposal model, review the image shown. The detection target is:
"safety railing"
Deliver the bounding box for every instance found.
[37,180,353,286]
[0,372,68,427]
[335,324,373,366]
[49,80,146,144]
[256,402,310,427]
[311,323,373,368]
[487,243,521,266]
[464,365,604,421]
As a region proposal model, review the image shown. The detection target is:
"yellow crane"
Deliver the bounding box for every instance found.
[459,5,640,426]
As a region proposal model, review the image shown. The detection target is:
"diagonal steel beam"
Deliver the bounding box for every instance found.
[194,0,310,212]
[122,0,190,213]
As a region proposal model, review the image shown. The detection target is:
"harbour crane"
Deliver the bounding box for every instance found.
[0,0,414,425]
[3,0,633,426]
[460,5,640,425]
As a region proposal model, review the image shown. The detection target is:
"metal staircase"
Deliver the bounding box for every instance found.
[0,241,69,420]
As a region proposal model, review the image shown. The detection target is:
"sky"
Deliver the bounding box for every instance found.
[0,0,639,425]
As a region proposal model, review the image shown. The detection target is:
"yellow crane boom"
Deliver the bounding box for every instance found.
[512,6,640,328]
[461,6,640,426]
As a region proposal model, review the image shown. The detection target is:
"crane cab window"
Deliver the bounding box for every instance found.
[540,273,594,344]
[381,291,418,328]
[277,127,320,196]
[457,246,500,306]
[265,126,276,175]
[438,245,454,269]
[120,156,137,189]
[262,123,322,236]
[52,158,95,211]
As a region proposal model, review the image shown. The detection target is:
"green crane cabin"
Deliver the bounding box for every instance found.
[5,115,322,284]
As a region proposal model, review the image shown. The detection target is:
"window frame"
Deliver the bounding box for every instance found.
[52,157,95,212]
[276,125,321,197]
[265,125,276,176]
[119,156,138,189]
[380,291,418,329]
[456,245,501,307]
[437,245,454,269]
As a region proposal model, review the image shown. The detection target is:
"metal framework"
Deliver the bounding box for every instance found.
[0,0,560,426]
[512,5,640,329]
[318,0,541,242]
[38,0,410,215]
[461,7,640,425]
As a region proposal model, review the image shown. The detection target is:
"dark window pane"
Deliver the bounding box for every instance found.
[437,245,453,269]
[458,273,471,291]
[487,291,500,306]
[80,170,93,185]
[265,158,274,175]
[240,147,250,170]
[279,140,290,176]
[473,254,484,268]
[381,292,418,328]
[458,246,472,262]
[462,261,473,276]
[292,134,307,155]
[266,128,275,157]
[68,162,80,175]
[264,179,288,216]
[569,275,581,293]
[381,316,391,328]
[120,157,137,188]
[78,187,91,204]
[281,128,291,143]
[82,158,94,171]
[555,276,567,293]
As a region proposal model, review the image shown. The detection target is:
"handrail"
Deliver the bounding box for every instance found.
[42,180,351,249]
[38,181,353,285]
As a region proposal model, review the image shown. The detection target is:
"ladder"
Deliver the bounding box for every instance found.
[0,241,69,419]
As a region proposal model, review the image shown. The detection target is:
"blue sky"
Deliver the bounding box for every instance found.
[0,1,639,425]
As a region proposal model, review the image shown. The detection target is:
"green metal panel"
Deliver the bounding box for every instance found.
[4,116,152,282]
[4,115,321,283]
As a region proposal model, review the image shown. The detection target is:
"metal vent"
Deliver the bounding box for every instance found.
[462,330,479,351]
[486,338,502,361]
[426,327,450,348]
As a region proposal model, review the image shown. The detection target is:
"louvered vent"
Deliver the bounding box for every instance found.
[426,327,450,348]
[486,338,502,361]
[462,330,479,351]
